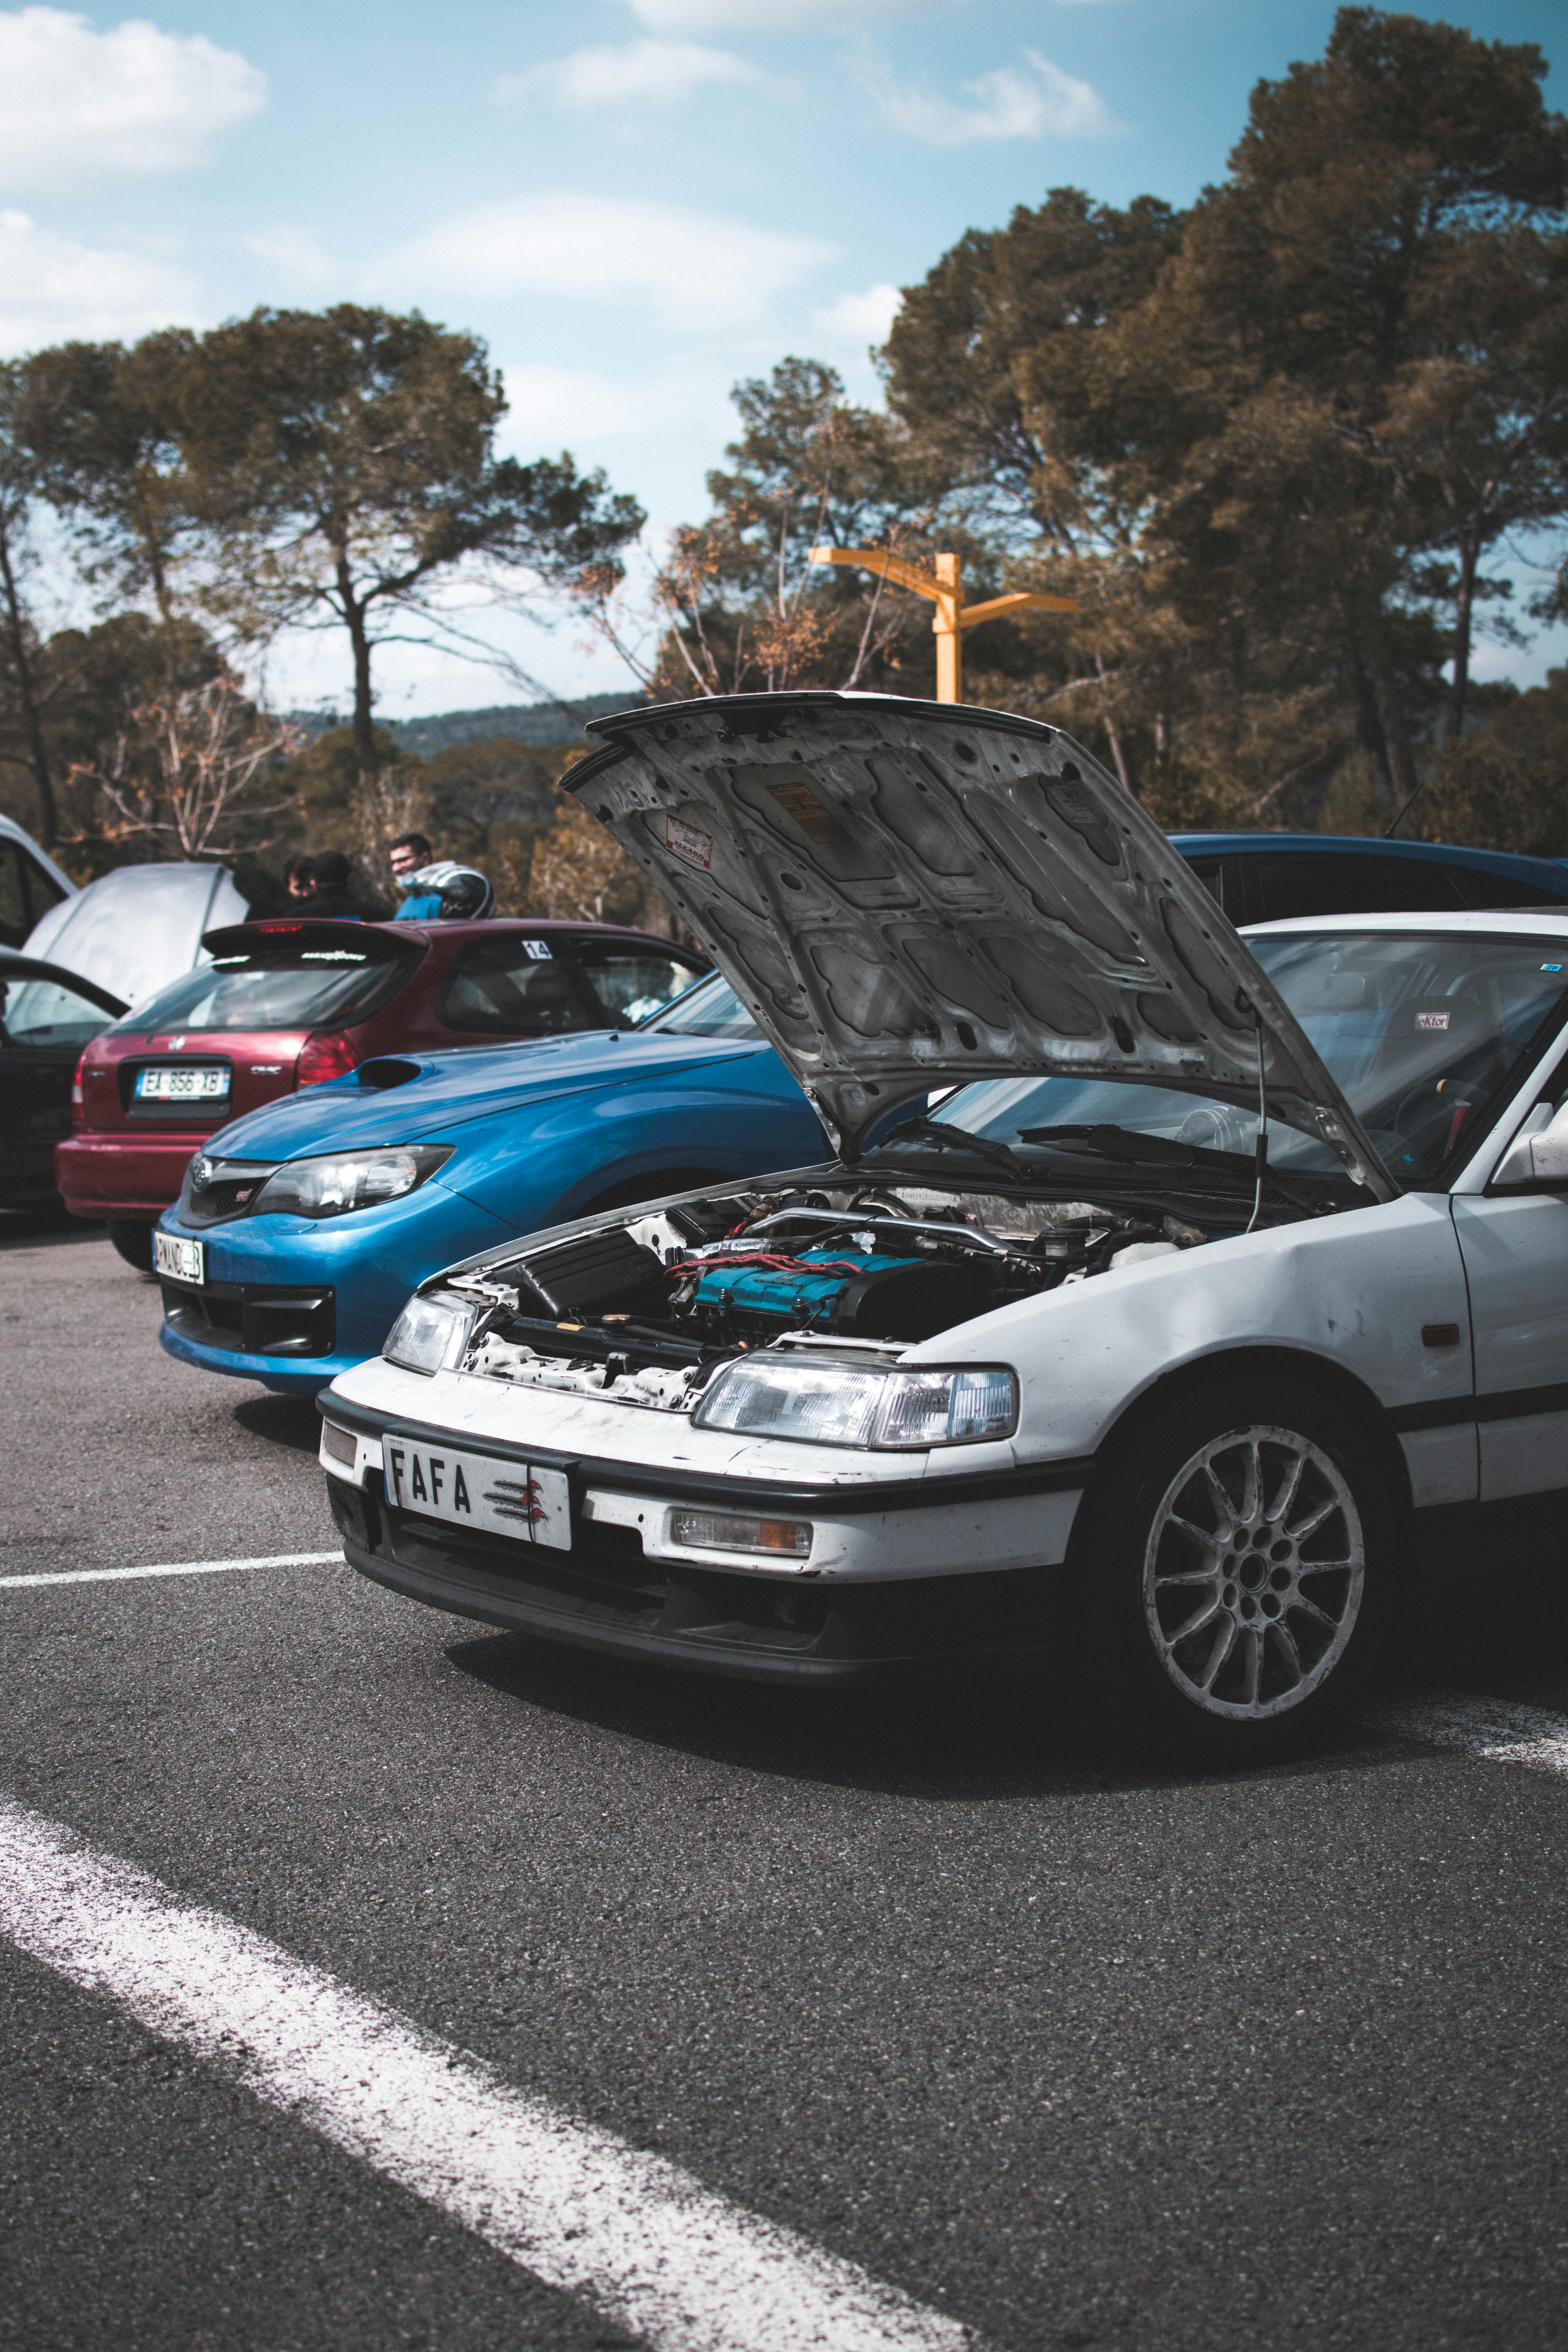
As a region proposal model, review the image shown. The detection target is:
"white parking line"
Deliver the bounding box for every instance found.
[1370,1694,1568,1779]
[0,1799,976,2352]
[0,1550,342,1590]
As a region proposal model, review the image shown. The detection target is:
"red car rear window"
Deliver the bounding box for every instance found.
[115,942,417,1034]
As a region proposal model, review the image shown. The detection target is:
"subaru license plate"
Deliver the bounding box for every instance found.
[136,1065,229,1102]
[383,1441,570,1551]
[154,1232,205,1285]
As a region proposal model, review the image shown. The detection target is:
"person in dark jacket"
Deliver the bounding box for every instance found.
[300,852,383,920]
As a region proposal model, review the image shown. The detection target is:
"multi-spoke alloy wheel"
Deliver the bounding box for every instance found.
[1141,1425,1366,1720]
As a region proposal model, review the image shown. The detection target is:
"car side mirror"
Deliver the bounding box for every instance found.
[1494,1101,1568,1188]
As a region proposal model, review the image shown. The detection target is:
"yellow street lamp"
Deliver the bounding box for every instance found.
[807,546,1077,704]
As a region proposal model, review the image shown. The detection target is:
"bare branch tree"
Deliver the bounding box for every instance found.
[66,668,298,860]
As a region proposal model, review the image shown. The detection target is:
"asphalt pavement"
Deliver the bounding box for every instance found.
[3,1214,1568,2351]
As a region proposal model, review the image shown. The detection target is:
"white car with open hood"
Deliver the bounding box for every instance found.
[318,692,1568,1757]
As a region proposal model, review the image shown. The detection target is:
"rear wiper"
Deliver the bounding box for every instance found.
[882,1112,1027,1183]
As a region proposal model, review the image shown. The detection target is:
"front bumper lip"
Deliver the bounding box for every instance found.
[338,1524,1057,1686]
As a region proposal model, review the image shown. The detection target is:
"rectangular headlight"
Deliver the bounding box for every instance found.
[878,1367,1018,1447]
[692,1361,1017,1450]
[670,1510,812,1557]
[382,1294,474,1376]
[693,1360,886,1447]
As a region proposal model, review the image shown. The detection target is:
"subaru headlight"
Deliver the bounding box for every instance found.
[692,1360,1018,1450]
[382,1292,474,1375]
[252,1145,452,1219]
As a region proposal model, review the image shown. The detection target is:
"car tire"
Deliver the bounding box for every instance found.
[1064,1374,1396,1763]
[107,1219,155,1272]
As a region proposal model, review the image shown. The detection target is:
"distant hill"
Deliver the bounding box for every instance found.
[285,692,647,756]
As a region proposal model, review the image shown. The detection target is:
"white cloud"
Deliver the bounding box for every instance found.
[813,281,901,347]
[498,38,764,109]
[382,193,836,327]
[870,49,1118,144]
[0,206,202,353]
[498,361,726,445]
[244,223,338,291]
[629,0,921,28]
[0,7,265,193]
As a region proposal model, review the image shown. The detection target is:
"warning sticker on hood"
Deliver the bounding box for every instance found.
[665,815,713,869]
[766,780,848,845]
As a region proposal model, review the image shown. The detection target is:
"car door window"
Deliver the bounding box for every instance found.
[0,972,116,1048]
[436,936,597,1035]
[1450,868,1567,909]
[566,943,707,1024]
[1253,854,1468,921]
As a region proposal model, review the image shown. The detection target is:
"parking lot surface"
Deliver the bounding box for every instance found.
[3,1217,1568,2351]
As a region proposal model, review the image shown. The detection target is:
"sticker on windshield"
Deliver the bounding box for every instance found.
[665,815,713,870]
[521,939,552,960]
[765,780,848,845]
[1417,1011,1451,1030]
[1544,964,1563,973]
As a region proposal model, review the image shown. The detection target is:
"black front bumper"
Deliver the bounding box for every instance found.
[326,1472,1061,1689]
[162,1277,335,1357]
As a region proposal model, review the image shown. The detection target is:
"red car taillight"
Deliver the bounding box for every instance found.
[296,1031,359,1088]
[71,1049,89,1129]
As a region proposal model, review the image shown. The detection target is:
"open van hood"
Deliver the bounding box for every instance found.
[569,693,1396,1197]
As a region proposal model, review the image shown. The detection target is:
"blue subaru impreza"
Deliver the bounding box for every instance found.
[154,974,830,1395]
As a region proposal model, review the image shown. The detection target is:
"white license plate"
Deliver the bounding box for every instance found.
[154,1232,205,1284]
[384,1441,570,1551]
[136,1065,229,1102]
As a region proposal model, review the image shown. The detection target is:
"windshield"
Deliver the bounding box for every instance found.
[927,931,1568,1189]
[641,970,762,1040]
[113,944,415,1036]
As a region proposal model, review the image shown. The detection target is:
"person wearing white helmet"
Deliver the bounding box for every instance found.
[390,832,443,921]
[400,859,496,920]
[389,834,494,920]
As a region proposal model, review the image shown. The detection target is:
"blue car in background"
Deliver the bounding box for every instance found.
[1173,831,1568,922]
[156,973,827,1396]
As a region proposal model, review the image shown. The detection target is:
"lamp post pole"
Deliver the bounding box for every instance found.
[808,546,1077,704]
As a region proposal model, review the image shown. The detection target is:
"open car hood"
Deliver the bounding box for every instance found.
[569,693,1397,1198]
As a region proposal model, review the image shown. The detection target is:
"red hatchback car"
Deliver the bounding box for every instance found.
[59,914,709,1266]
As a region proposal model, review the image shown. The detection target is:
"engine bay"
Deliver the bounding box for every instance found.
[443,1182,1213,1413]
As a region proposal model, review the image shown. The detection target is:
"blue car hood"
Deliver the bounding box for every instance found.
[204,1031,771,1161]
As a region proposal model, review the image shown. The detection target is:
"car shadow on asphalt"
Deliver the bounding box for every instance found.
[0,1207,107,1252]
[232,1393,324,1454]
[445,1633,1103,1800]
[444,1504,1568,1802]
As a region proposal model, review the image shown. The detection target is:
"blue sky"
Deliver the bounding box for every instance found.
[2,0,1563,715]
